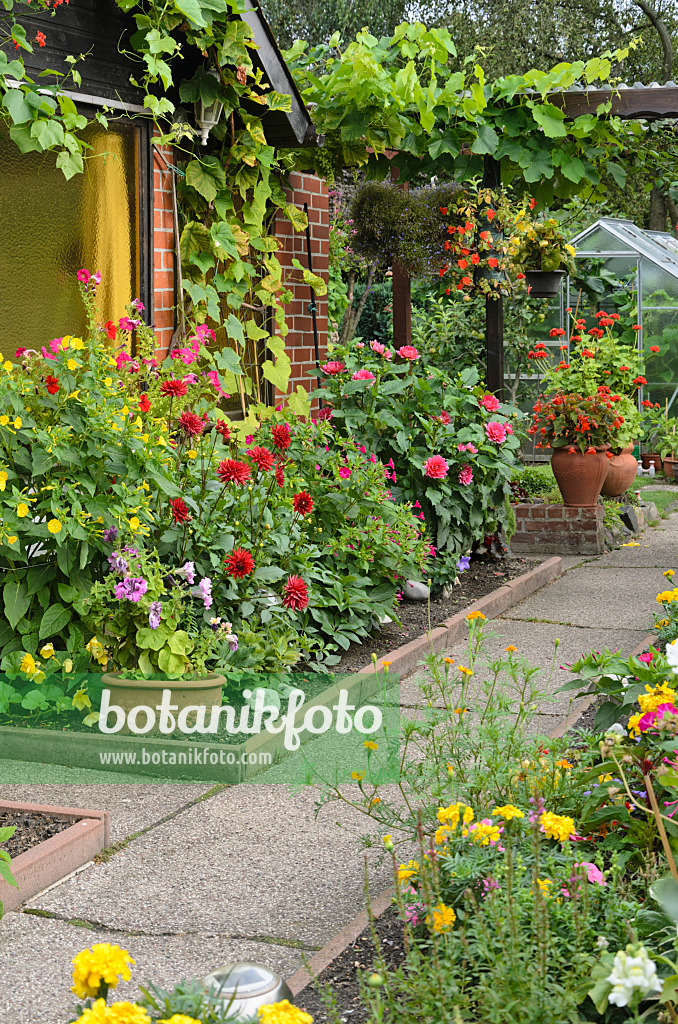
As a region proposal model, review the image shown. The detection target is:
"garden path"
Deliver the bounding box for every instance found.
[0,513,676,1022]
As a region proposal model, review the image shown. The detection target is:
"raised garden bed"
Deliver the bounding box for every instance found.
[0,799,109,913]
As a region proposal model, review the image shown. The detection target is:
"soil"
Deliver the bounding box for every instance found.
[334,556,542,674]
[296,905,407,1024]
[0,810,72,857]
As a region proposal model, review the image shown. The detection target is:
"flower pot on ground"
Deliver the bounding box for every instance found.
[550,446,610,507]
[601,443,639,497]
[663,455,678,479]
[641,452,662,472]
[101,672,226,734]
[524,269,567,298]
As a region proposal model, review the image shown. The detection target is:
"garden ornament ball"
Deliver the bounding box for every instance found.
[203,962,293,1019]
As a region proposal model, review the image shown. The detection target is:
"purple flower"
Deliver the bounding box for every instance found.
[228,635,238,652]
[131,298,145,313]
[198,577,213,609]
[177,561,196,585]
[103,527,118,543]
[119,316,141,331]
[456,555,471,572]
[108,553,128,575]
[148,601,162,630]
[93,271,101,286]
[126,577,148,602]
[114,580,131,600]
[122,546,138,557]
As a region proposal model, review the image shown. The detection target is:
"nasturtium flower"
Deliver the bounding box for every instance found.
[71,943,135,1000]
[47,519,62,534]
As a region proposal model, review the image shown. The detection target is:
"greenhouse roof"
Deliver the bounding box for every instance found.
[570,217,678,279]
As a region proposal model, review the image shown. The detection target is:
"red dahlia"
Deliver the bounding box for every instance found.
[177,410,204,437]
[169,497,190,524]
[282,575,309,611]
[215,419,231,441]
[271,423,291,450]
[293,491,314,516]
[274,462,285,488]
[224,547,255,578]
[160,379,188,398]
[138,393,151,412]
[248,446,275,471]
[217,459,251,485]
[45,375,60,394]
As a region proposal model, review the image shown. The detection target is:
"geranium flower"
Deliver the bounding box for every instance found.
[248,446,275,471]
[45,375,60,394]
[396,346,420,361]
[177,410,204,437]
[293,491,314,515]
[650,345,660,353]
[423,455,448,479]
[103,321,117,341]
[321,360,345,375]
[351,368,376,383]
[160,379,188,398]
[282,575,309,611]
[224,547,255,578]
[272,423,291,450]
[169,498,190,524]
[485,421,507,444]
[217,459,251,485]
[479,393,500,412]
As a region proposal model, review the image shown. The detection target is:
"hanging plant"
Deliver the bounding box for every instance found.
[437,187,516,299]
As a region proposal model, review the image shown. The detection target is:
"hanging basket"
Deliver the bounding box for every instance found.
[525,270,567,298]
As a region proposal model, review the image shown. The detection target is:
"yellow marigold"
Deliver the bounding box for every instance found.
[656,619,670,629]
[458,665,473,676]
[664,570,675,578]
[16,502,29,518]
[639,681,677,714]
[350,771,365,781]
[426,902,456,933]
[470,821,501,845]
[437,802,462,829]
[158,1017,203,1024]
[492,804,524,821]
[257,1000,313,1024]
[47,519,62,534]
[628,713,642,738]
[504,645,517,652]
[557,758,573,769]
[397,859,419,885]
[466,611,486,621]
[74,1002,150,1024]
[536,878,553,896]
[364,740,378,750]
[463,806,474,825]
[434,824,452,845]
[444,656,454,664]
[540,811,575,843]
[71,944,135,1000]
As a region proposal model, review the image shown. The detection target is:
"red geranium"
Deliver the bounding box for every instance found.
[293,491,314,516]
[45,375,60,395]
[224,548,255,579]
[271,423,291,450]
[217,459,251,485]
[282,575,309,611]
[177,410,204,437]
[160,379,188,398]
[248,446,275,472]
[169,498,190,524]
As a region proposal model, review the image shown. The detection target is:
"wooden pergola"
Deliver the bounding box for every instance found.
[391,83,678,397]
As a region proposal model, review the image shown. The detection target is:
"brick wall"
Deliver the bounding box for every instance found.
[511,503,605,555]
[152,143,177,358]
[274,170,329,401]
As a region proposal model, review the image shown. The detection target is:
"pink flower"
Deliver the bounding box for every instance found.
[50,338,64,353]
[40,346,55,361]
[369,454,377,463]
[15,347,26,358]
[383,349,392,360]
[352,369,376,383]
[170,348,197,365]
[370,340,385,355]
[338,467,351,479]
[321,360,345,375]
[439,411,451,425]
[479,393,501,412]
[485,421,507,444]
[638,702,677,732]
[396,345,420,361]
[115,352,132,370]
[355,342,365,349]
[458,464,473,486]
[207,370,228,397]
[576,862,605,885]
[423,455,448,479]
[119,317,141,331]
[506,423,514,435]
[195,324,216,343]
[638,652,654,664]
[76,268,90,283]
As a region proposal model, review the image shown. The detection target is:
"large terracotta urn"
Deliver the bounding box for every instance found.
[550,447,609,507]
[601,444,638,497]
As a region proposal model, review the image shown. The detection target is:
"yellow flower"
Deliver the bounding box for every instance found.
[85,636,109,668]
[364,740,378,750]
[6,535,16,545]
[71,337,85,350]
[13,417,21,429]
[639,681,677,713]
[67,359,79,371]
[397,859,419,885]
[187,449,198,459]
[63,658,73,673]
[158,1017,203,1024]
[382,834,394,850]
[536,877,553,896]
[504,645,517,652]
[104,377,113,387]
[444,656,455,664]
[257,1000,313,1024]
[47,519,62,534]
[470,821,501,845]
[656,618,670,629]
[621,541,640,547]
[16,502,29,518]
[72,689,92,712]
[0,471,7,491]
[426,902,456,933]
[458,665,473,676]
[454,706,469,714]
[556,759,573,770]
[39,643,55,660]
[74,1001,151,1024]
[71,943,135,1000]
[128,516,141,532]
[492,804,524,821]
[466,611,486,621]
[540,811,575,843]
[3,360,12,373]
[0,415,9,426]
[628,713,642,738]
[434,824,452,845]
[19,652,37,677]
[351,770,365,781]
[664,570,675,578]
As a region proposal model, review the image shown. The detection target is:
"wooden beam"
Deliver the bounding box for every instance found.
[392,262,412,347]
[550,85,678,120]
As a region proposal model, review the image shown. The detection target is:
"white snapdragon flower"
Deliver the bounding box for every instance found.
[606,947,662,1007]
[665,638,678,673]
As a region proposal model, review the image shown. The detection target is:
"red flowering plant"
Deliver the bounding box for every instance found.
[528,391,624,455]
[313,340,523,581]
[437,187,516,299]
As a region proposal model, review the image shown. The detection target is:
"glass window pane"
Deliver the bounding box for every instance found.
[0,122,138,355]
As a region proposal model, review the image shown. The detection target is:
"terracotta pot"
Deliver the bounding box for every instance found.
[641,452,662,472]
[101,672,226,735]
[601,443,638,497]
[663,455,678,479]
[550,446,609,507]
[524,269,567,298]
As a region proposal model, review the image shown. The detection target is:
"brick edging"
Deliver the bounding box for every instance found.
[0,800,110,912]
[357,556,563,680]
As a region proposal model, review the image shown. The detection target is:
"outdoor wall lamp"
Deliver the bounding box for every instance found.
[194,68,224,145]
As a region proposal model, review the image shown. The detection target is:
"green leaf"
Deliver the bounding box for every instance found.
[174,0,207,26]
[26,564,55,596]
[651,875,678,922]
[185,156,226,202]
[210,221,238,259]
[136,626,167,652]
[55,149,84,180]
[3,88,32,125]
[38,603,72,640]
[3,581,30,630]
[30,118,64,149]
[530,102,567,138]
[167,630,193,656]
[470,124,499,155]
[158,647,186,678]
[560,154,587,183]
[284,203,308,231]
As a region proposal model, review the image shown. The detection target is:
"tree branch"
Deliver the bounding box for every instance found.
[631,0,674,83]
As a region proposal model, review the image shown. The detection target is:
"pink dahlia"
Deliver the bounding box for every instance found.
[479,393,501,412]
[370,340,385,355]
[396,345,420,361]
[352,369,376,383]
[321,360,345,375]
[423,455,448,479]
[485,421,507,444]
[458,464,473,486]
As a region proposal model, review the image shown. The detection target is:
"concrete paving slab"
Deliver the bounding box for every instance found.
[0,780,216,841]
[0,911,307,1024]
[29,785,393,947]
[501,566,662,631]
[586,527,678,569]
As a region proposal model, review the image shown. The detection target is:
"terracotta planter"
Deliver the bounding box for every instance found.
[601,443,638,497]
[641,452,662,472]
[663,456,678,479]
[101,672,226,734]
[524,269,567,298]
[550,446,609,507]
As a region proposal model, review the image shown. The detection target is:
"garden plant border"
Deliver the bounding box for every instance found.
[0,799,110,913]
[0,558,562,784]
